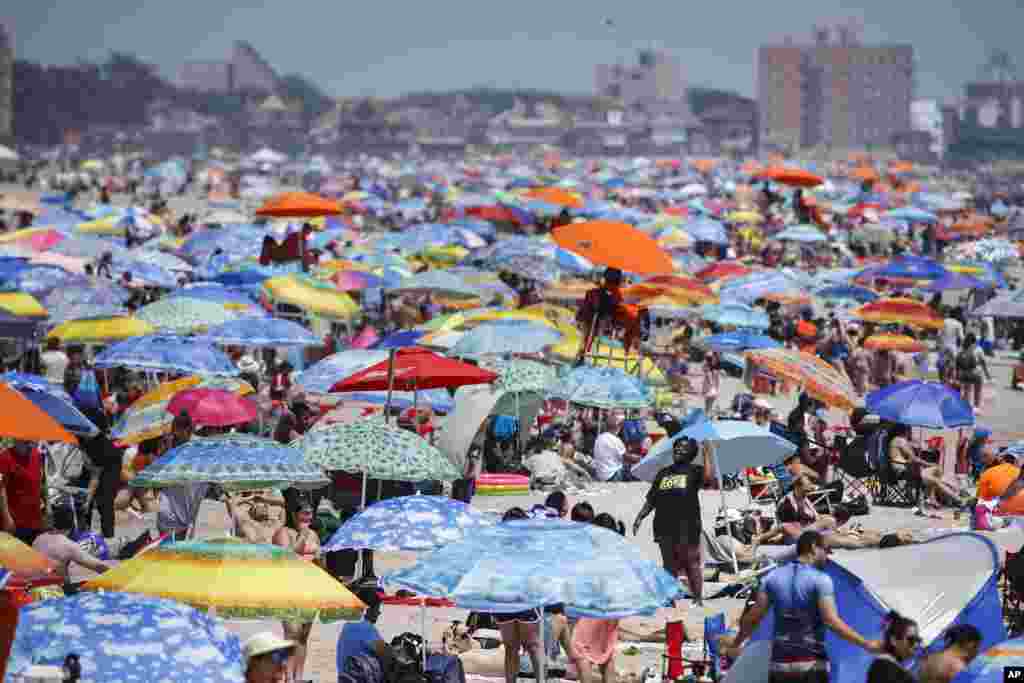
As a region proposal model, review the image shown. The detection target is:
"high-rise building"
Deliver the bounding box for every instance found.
[758,24,913,151]
[178,41,279,94]
[0,23,13,144]
[595,50,688,106]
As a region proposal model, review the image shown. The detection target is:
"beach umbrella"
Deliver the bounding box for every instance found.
[129,434,327,490]
[295,350,390,394]
[695,262,752,283]
[882,207,937,223]
[745,348,858,411]
[0,265,85,298]
[972,290,1024,319]
[816,285,879,304]
[552,220,674,275]
[774,224,827,243]
[0,292,46,318]
[865,380,974,429]
[84,539,362,622]
[386,517,682,618]
[862,334,927,353]
[323,494,498,553]
[554,365,653,410]
[255,191,342,218]
[683,218,729,245]
[0,372,98,437]
[166,389,258,428]
[632,418,797,481]
[717,271,809,304]
[371,330,426,350]
[478,357,558,394]
[753,166,824,188]
[0,382,76,443]
[523,187,584,209]
[856,256,948,282]
[700,331,781,353]
[112,377,253,445]
[202,316,319,347]
[292,422,461,481]
[48,316,155,344]
[262,275,360,320]
[450,320,562,356]
[919,272,987,292]
[851,297,944,330]
[135,297,239,334]
[387,270,483,300]
[7,592,245,683]
[339,388,454,413]
[331,269,384,291]
[698,303,770,329]
[329,347,498,393]
[94,335,239,376]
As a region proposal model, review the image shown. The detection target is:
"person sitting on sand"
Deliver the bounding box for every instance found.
[888,424,965,511]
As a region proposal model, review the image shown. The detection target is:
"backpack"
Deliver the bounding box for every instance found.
[621,418,647,444]
[490,415,519,443]
[957,348,980,377]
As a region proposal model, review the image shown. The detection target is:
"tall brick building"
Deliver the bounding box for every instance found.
[758,24,913,152]
[177,40,279,94]
[0,23,12,144]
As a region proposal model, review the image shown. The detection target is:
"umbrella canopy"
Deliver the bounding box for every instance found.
[700,331,782,353]
[745,348,858,411]
[0,292,47,317]
[478,357,557,394]
[166,388,258,428]
[552,220,674,275]
[815,285,879,304]
[323,494,498,552]
[47,316,155,343]
[329,347,497,393]
[263,275,360,319]
[94,335,240,376]
[851,297,944,330]
[0,382,76,443]
[293,422,460,481]
[450,320,562,356]
[386,517,683,618]
[0,372,98,436]
[554,365,653,410]
[632,419,797,480]
[295,350,390,394]
[698,303,770,329]
[202,316,320,347]
[863,334,927,353]
[857,256,948,282]
[255,191,342,218]
[112,377,253,445]
[129,434,328,490]
[84,538,362,622]
[775,224,827,243]
[7,592,245,683]
[695,262,751,283]
[135,297,238,334]
[754,166,824,188]
[865,380,974,429]
[972,290,1024,319]
[387,270,483,300]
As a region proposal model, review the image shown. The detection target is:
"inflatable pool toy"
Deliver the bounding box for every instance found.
[477,473,530,496]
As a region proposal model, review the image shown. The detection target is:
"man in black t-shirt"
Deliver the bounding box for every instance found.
[633,436,715,605]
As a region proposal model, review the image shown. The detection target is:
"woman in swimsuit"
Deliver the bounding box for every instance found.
[272,500,320,683]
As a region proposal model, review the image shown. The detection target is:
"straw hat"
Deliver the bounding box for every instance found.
[243,632,296,664]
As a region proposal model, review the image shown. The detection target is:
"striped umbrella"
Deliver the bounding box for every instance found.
[851,297,943,330]
[745,348,858,411]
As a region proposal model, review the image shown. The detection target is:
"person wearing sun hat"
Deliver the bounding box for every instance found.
[243,632,296,683]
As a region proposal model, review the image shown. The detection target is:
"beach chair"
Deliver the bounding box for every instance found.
[749,462,834,515]
[834,434,877,506]
[874,438,923,508]
[661,621,708,681]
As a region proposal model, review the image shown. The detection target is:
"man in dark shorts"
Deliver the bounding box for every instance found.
[632,436,714,605]
[725,530,881,682]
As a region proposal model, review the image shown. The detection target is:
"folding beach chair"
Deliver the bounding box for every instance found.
[661,621,708,681]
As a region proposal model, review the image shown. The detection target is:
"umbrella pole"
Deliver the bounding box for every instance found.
[384,348,396,424]
[421,597,428,670]
[714,446,738,575]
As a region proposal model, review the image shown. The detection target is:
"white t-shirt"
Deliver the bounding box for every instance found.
[940,318,964,352]
[40,350,69,384]
[592,432,626,481]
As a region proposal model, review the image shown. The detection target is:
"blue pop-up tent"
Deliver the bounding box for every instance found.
[724,533,1005,683]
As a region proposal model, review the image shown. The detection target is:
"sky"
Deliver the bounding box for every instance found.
[5,1,1024,102]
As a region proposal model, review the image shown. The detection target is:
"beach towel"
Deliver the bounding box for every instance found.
[571,618,619,666]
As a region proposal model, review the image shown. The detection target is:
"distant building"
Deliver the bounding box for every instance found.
[758,24,913,151]
[944,79,1024,161]
[910,99,944,159]
[596,50,688,106]
[0,23,13,144]
[178,40,279,94]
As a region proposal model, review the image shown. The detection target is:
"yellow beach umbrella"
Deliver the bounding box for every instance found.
[76,217,124,236]
[727,210,764,224]
[0,293,47,318]
[48,317,155,343]
[263,275,359,320]
[84,538,364,622]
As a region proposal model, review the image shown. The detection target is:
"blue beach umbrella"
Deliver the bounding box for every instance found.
[202,317,320,348]
[94,335,240,376]
[866,380,974,429]
[700,331,782,353]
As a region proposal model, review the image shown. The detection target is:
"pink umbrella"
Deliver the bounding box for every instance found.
[348,326,380,350]
[166,388,258,428]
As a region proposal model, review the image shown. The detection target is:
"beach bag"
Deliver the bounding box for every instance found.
[490,415,519,443]
[621,418,647,444]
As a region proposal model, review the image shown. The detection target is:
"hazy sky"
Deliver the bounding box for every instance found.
[6,1,1023,102]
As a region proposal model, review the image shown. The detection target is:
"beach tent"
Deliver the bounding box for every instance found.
[724,533,1005,683]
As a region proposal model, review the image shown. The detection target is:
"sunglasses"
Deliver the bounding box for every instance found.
[261,649,291,665]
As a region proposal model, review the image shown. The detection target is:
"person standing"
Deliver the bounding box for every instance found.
[591,414,628,482]
[956,333,991,410]
[0,440,45,544]
[866,612,920,683]
[632,436,714,606]
[40,338,69,384]
[724,530,881,682]
[702,353,721,416]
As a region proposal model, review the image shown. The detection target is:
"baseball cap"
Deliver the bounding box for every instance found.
[243,632,296,664]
